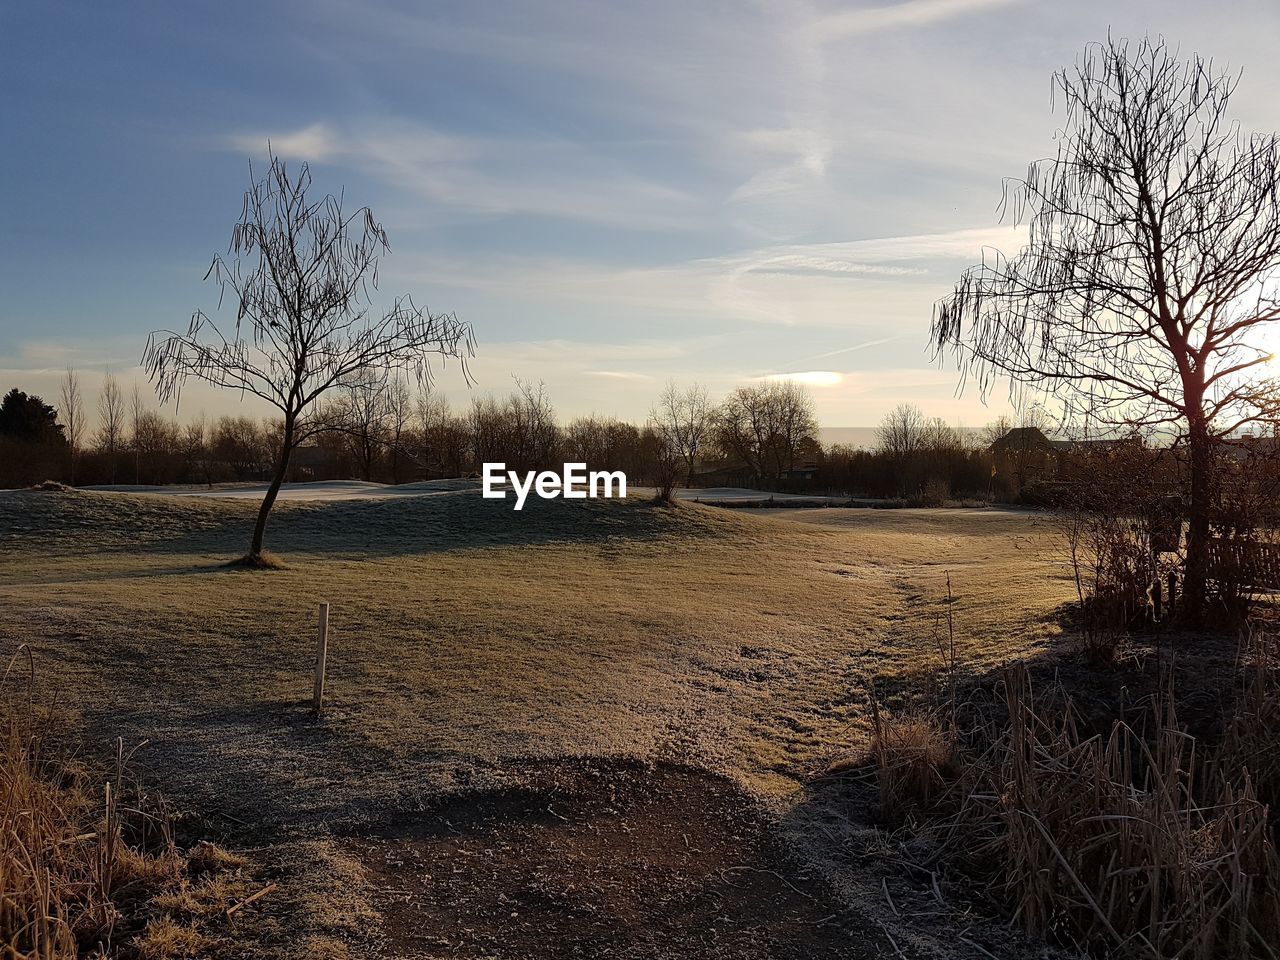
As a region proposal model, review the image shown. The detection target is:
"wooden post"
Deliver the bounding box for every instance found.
[1167,570,1177,618]
[1151,578,1162,622]
[313,602,329,713]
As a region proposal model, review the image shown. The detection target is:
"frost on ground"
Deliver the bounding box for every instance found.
[0,487,1072,958]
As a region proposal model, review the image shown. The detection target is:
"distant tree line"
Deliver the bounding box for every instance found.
[3,370,1036,503]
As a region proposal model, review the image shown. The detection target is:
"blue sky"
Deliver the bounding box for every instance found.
[4,0,1280,429]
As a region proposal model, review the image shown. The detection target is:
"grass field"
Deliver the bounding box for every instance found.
[0,488,1075,958]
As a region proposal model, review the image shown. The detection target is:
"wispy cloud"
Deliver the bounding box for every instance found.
[228,123,342,163]
[392,225,1027,332]
[224,120,702,231]
[760,370,844,387]
[585,370,655,382]
[786,335,911,366]
[809,0,1024,41]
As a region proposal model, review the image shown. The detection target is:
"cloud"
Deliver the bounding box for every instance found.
[760,370,844,387]
[786,335,911,366]
[810,0,1024,41]
[390,225,1028,334]
[729,127,833,203]
[697,226,1028,326]
[227,123,341,163]
[585,370,655,382]
[223,120,701,231]
[1,340,140,376]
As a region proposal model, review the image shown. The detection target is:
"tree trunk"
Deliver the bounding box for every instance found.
[1183,413,1214,621]
[249,415,296,560]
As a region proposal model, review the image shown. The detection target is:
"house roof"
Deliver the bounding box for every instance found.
[990,426,1055,453]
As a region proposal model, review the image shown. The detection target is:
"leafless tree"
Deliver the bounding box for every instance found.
[59,367,83,484]
[130,383,145,484]
[385,378,413,484]
[144,153,474,563]
[650,381,710,485]
[876,403,926,460]
[933,37,1280,614]
[96,371,125,483]
[650,438,683,504]
[324,369,391,481]
[504,378,559,473]
[415,388,466,477]
[714,380,818,484]
[563,416,641,474]
[468,395,509,469]
[182,413,212,487]
[212,416,270,480]
[876,403,925,494]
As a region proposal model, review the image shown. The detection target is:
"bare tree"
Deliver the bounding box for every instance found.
[876,403,925,458]
[96,371,125,484]
[650,381,710,485]
[876,402,925,494]
[144,153,474,563]
[324,369,391,481]
[714,381,818,484]
[59,367,83,484]
[468,395,509,469]
[212,416,270,480]
[385,377,413,484]
[182,413,212,487]
[770,380,819,478]
[933,37,1280,614]
[130,383,145,484]
[979,414,1015,450]
[504,378,558,473]
[415,388,465,477]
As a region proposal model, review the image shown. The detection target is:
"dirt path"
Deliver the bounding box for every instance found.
[344,760,878,959]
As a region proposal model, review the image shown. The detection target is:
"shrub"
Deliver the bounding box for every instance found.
[925,664,1280,959]
[867,704,956,822]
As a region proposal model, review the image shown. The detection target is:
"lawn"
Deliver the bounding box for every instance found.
[0,488,1074,958]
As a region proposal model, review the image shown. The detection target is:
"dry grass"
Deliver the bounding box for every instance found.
[0,488,1074,956]
[866,706,956,821]
[131,917,207,960]
[909,661,1280,959]
[29,480,74,493]
[228,551,287,571]
[0,669,257,959]
[0,491,1069,818]
[1219,628,1280,812]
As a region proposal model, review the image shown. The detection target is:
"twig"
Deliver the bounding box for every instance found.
[882,877,901,917]
[875,918,907,958]
[719,866,816,902]
[226,883,277,918]
[958,936,1000,959]
[546,804,569,823]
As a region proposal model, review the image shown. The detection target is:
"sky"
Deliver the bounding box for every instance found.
[4,0,1280,432]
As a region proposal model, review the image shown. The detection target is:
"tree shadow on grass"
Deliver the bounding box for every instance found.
[7,490,735,567]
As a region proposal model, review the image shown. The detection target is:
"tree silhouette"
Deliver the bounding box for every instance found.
[933,37,1280,615]
[145,153,474,563]
[0,388,65,444]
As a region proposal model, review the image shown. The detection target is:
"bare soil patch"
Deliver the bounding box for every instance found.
[345,760,877,960]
